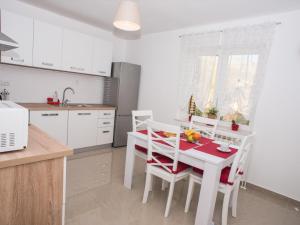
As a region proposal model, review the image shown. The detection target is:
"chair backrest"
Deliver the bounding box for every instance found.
[214,129,244,146]
[227,133,255,184]
[146,120,181,174]
[189,116,218,138]
[132,110,153,132]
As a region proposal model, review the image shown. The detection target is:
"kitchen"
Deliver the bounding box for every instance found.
[0,1,300,225]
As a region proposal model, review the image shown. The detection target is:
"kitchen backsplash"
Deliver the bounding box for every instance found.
[0,63,104,103]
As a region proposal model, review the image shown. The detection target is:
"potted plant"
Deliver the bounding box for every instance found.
[206,107,218,119]
[231,120,239,131]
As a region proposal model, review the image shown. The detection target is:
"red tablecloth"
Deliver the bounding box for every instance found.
[194,142,237,159]
[137,130,237,159]
[137,130,212,151]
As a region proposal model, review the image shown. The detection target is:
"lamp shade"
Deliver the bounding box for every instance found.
[113,0,141,31]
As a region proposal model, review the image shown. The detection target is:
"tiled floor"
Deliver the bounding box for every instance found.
[65,147,300,225]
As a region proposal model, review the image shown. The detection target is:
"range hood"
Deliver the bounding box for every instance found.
[0,32,18,51]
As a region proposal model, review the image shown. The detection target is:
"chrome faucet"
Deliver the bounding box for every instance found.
[62,87,75,106]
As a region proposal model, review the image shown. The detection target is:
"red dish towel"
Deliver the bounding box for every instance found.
[137,130,199,151]
[194,142,237,159]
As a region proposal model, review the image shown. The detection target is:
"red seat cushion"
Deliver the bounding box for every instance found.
[193,167,233,185]
[135,144,147,154]
[149,155,190,174]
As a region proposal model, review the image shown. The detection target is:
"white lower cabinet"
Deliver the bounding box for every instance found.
[29,110,68,145]
[97,110,115,145]
[97,127,114,145]
[67,110,98,149]
[29,109,115,149]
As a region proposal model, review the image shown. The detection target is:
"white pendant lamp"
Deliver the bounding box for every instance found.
[113,0,141,31]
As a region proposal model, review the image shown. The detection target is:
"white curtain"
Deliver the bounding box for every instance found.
[218,23,276,122]
[176,23,276,123]
[176,32,221,119]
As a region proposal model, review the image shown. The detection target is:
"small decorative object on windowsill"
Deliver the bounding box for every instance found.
[188,95,203,121]
[188,95,196,121]
[231,120,239,131]
[206,107,218,119]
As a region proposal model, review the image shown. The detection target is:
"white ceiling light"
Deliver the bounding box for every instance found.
[113,0,141,31]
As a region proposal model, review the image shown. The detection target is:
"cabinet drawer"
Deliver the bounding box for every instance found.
[97,127,113,145]
[98,118,114,127]
[98,110,115,119]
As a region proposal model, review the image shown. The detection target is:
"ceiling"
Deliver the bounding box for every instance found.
[19,0,300,34]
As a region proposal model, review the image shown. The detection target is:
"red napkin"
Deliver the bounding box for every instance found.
[194,142,237,159]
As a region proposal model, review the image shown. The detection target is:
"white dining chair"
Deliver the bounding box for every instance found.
[189,115,218,139]
[184,133,255,225]
[142,120,191,217]
[132,110,154,159]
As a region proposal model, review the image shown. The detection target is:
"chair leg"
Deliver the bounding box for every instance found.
[142,172,152,204]
[222,188,231,225]
[162,180,168,191]
[164,181,175,217]
[149,176,154,192]
[184,176,195,213]
[231,183,240,217]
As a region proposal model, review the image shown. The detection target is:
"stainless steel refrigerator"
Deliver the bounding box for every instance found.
[104,62,141,147]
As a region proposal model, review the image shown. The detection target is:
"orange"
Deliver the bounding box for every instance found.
[193,132,201,141]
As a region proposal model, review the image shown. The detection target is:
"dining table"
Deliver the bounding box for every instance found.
[124,129,242,225]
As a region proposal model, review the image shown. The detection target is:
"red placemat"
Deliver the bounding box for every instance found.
[194,142,237,159]
[137,130,199,151]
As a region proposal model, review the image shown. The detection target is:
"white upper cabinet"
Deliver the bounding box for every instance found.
[1,10,33,66]
[92,37,112,77]
[62,29,93,74]
[0,10,113,76]
[33,20,63,70]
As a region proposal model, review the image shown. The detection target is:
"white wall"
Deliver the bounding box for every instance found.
[0,0,127,103]
[126,11,300,201]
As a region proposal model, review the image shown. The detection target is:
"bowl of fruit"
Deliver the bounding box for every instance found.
[184,129,201,143]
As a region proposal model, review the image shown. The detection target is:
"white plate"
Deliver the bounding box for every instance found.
[213,140,227,145]
[217,147,232,153]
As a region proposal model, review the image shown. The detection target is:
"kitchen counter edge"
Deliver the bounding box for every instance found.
[18,103,116,111]
[0,125,73,169]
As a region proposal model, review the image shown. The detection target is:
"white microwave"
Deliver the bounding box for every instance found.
[0,101,28,153]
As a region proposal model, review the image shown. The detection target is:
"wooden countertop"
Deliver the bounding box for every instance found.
[19,103,116,111]
[0,125,73,169]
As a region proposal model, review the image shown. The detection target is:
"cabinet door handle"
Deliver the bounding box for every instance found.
[103,122,111,125]
[102,130,110,133]
[70,66,85,72]
[41,113,59,116]
[78,113,91,116]
[98,70,106,74]
[42,62,54,67]
[11,57,24,63]
[104,113,111,116]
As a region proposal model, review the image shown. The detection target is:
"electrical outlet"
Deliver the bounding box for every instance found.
[2,81,10,87]
[0,81,10,87]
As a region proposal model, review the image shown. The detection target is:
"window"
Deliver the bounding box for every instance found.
[195,55,219,110]
[177,23,275,126]
[220,54,259,125]
[198,54,259,125]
